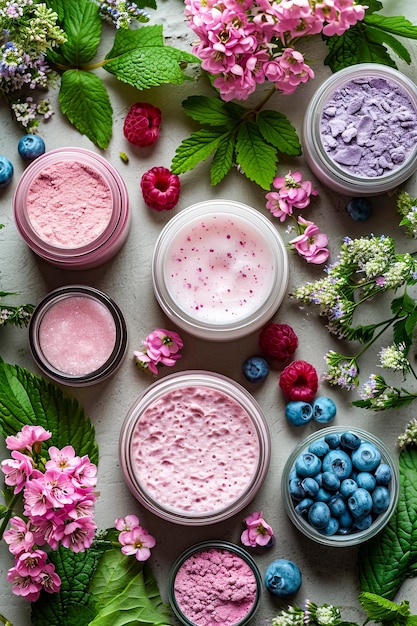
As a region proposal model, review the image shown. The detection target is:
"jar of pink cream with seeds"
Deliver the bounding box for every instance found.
[13,147,131,269]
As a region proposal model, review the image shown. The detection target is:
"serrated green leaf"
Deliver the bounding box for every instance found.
[104,26,199,89]
[364,24,411,64]
[235,121,277,190]
[358,592,411,622]
[171,129,228,174]
[324,24,398,72]
[364,14,417,40]
[256,110,301,157]
[54,0,102,66]
[59,70,112,149]
[182,95,245,126]
[391,293,416,316]
[0,361,98,464]
[210,135,235,185]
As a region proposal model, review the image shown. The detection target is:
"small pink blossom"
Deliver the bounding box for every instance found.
[115,514,141,532]
[59,516,97,552]
[241,511,274,547]
[120,526,156,562]
[134,328,184,375]
[289,216,330,264]
[1,451,34,493]
[45,445,80,473]
[5,425,51,453]
[266,170,318,221]
[7,568,43,602]
[15,549,48,578]
[3,517,39,555]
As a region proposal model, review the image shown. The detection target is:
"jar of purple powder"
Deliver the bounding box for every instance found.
[303,64,417,196]
[13,147,131,269]
[168,541,262,626]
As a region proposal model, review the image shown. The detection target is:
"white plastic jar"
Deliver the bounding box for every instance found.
[303,64,417,196]
[152,199,289,341]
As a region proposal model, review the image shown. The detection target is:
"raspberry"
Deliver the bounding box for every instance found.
[259,323,298,361]
[123,102,162,147]
[140,166,181,211]
[279,360,318,402]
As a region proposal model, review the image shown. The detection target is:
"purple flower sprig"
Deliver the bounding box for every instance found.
[134,328,184,376]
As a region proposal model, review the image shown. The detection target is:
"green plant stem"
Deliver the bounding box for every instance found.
[0,492,22,540]
[352,314,399,361]
[0,614,13,626]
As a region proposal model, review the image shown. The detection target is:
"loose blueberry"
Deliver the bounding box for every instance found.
[322,449,353,480]
[0,155,13,188]
[346,197,372,221]
[372,486,390,515]
[312,397,337,423]
[242,356,269,383]
[18,134,45,161]
[348,487,373,518]
[285,401,313,426]
[265,559,302,597]
[351,442,381,472]
[295,452,322,477]
[308,501,331,529]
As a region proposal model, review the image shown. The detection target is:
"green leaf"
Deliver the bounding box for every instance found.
[182,95,245,126]
[391,292,417,316]
[256,110,301,156]
[0,361,98,464]
[324,24,398,72]
[89,550,171,625]
[104,26,199,89]
[59,70,113,149]
[53,0,102,66]
[171,129,228,174]
[358,592,411,622]
[364,0,383,13]
[235,121,277,190]
[364,24,411,64]
[364,14,417,40]
[359,447,417,598]
[210,134,235,185]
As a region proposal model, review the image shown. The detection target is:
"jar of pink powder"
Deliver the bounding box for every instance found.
[303,64,417,196]
[168,541,262,626]
[28,285,128,386]
[119,370,271,525]
[13,147,131,269]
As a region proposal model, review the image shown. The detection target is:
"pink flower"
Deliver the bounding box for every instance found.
[289,217,330,264]
[115,514,141,532]
[38,562,61,594]
[59,516,96,552]
[45,445,80,473]
[5,425,51,453]
[119,526,156,562]
[266,170,318,221]
[241,511,274,547]
[134,328,184,375]
[1,450,34,493]
[3,517,39,555]
[7,567,43,602]
[15,549,48,578]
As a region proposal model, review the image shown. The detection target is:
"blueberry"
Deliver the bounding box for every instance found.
[308,438,329,458]
[0,155,13,188]
[340,431,361,451]
[242,356,269,383]
[348,487,373,518]
[312,397,337,423]
[328,494,346,517]
[353,514,373,531]
[374,463,392,486]
[351,442,381,472]
[340,478,358,498]
[301,477,319,497]
[324,432,340,449]
[322,449,353,480]
[289,478,305,501]
[321,471,340,492]
[295,452,322,477]
[356,471,376,492]
[320,517,339,536]
[315,487,332,503]
[346,197,372,221]
[295,498,314,516]
[308,501,331,529]
[338,508,353,530]
[285,401,313,426]
[372,486,390,515]
[265,559,302,597]
[18,134,46,161]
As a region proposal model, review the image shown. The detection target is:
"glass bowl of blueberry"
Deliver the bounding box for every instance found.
[281,426,399,546]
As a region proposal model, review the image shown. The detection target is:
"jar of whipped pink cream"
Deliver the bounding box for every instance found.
[152,200,289,341]
[13,147,130,269]
[29,285,128,386]
[303,64,417,195]
[119,371,271,525]
[168,541,262,626]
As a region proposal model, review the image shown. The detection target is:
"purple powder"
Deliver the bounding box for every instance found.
[173,547,258,626]
[320,77,417,178]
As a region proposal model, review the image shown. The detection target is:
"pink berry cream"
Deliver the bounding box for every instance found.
[119,371,271,525]
[29,285,128,386]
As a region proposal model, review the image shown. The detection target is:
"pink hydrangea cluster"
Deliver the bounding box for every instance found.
[241,510,274,547]
[1,425,97,602]
[115,514,156,561]
[265,170,329,264]
[184,0,366,101]
[133,328,183,375]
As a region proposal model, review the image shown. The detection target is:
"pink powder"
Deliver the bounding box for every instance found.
[26,160,113,248]
[131,386,260,514]
[174,547,258,626]
[39,296,117,376]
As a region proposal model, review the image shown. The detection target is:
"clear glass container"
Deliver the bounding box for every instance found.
[29,285,128,386]
[281,426,399,547]
[14,147,131,269]
[152,200,289,341]
[168,540,262,626]
[119,371,271,525]
[303,64,417,196]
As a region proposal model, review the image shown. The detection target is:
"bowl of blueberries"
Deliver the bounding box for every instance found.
[281,426,399,546]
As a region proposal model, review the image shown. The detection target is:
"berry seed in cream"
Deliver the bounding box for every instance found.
[152,200,288,341]
[119,371,271,525]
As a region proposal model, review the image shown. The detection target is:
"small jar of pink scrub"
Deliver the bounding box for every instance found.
[13,147,131,269]
[119,370,271,525]
[152,199,289,341]
[29,285,128,386]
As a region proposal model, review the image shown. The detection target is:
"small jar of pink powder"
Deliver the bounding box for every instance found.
[29,285,128,386]
[13,147,130,269]
[119,371,271,525]
[303,64,417,196]
[168,541,262,626]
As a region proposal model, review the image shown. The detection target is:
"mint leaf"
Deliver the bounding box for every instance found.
[59,70,113,149]
[171,129,228,174]
[182,95,244,126]
[363,24,411,64]
[324,24,398,71]
[364,0,383,12]
[104,26,199,89]
[211,135,235,185]
[235,121,277,189]
[0,361,98,464]
[358,447,417,598]
[358,592,411,622]
[364,14,417,40]
[257,110,301,156]
[52,0,102,66]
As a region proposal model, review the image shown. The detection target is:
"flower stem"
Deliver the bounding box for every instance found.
[353,314,399,360]
[0,614,13,626]
[0,492,22,540]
